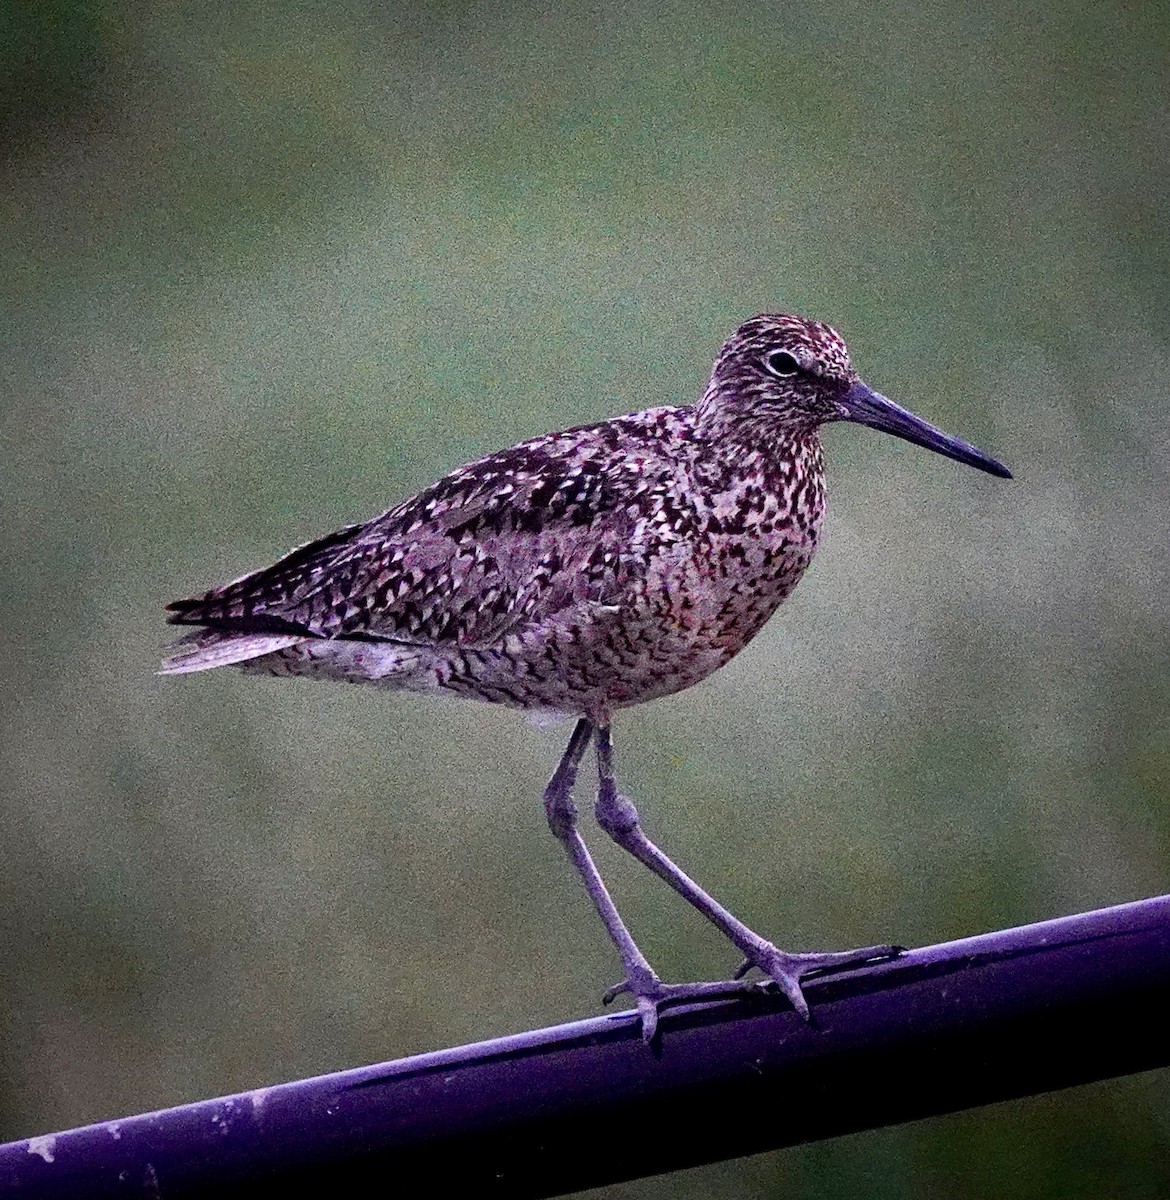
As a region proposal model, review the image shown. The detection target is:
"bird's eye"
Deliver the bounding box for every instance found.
[765,350,800,377]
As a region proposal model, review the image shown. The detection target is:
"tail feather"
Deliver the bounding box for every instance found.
[159,630,306,675]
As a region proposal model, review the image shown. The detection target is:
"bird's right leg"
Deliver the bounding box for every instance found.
[591,724,901,1021]
[545,719,761,1042]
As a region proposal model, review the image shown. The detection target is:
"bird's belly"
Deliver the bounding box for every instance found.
[440,535,816,717]
[444,612,732,718]
[617,532,818,699]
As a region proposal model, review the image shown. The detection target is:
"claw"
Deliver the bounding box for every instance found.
[635,995,659,1044]
[601,975,769,1042]
[735,941,905,1020]
[602,945,903,1040]
[602,979,630,1007]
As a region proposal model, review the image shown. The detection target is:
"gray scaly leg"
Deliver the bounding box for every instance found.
[593,724,902,1020]
[544,720,754,1041]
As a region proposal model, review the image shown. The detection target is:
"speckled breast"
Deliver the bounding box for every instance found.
[455,455,827,718]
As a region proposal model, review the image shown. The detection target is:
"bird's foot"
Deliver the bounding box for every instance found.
[602,971,766,1043]
[733,941,905,1020]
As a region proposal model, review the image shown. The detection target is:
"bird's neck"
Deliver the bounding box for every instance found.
[692,382,825,482]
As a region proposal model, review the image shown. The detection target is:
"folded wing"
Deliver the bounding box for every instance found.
[162,423,651,673]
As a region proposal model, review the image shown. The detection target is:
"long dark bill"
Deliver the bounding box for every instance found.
[840,382,1012,479]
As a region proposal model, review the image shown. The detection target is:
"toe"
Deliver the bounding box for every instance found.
[740,939,903,1019]
[602,979,630,1006]
[636,997,660,1044]
[777,971,811,1021]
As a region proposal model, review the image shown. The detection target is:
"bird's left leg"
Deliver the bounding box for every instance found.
[593,724,902,1020]
[545,720,762,1041]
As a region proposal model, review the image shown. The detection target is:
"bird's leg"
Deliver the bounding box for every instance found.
[593,724,902,1021]
[544,719,749,1042]
[543,719,663,1039]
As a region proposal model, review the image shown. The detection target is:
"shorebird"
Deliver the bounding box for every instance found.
[162,313,1010,1040]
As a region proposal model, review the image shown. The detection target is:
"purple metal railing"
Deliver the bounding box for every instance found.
[2,895,1168,1197]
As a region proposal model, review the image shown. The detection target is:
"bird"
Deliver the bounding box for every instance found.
[161,312,1011,1041]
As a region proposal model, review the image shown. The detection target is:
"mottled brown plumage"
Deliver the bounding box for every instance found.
[163,313,1009,1040]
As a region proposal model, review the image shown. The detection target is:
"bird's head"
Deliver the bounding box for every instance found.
[698,313,1011,479]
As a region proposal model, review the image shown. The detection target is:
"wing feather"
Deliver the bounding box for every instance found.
[164,415,670,652]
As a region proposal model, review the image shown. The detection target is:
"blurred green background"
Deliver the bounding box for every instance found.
[3,0,1169,1194]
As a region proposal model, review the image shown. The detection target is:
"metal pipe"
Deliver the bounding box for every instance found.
[3,895,1168,1198]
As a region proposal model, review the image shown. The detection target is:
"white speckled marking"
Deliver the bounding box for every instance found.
[27,1135,56,1163]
